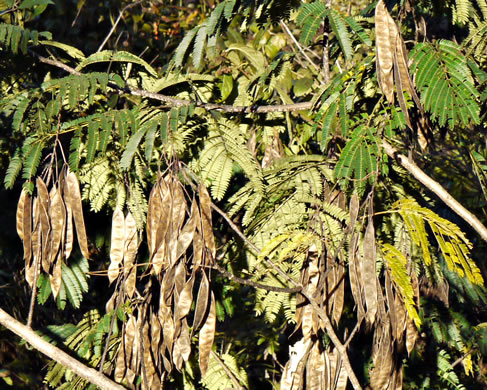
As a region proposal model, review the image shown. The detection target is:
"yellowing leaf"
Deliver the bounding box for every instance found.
[381,243,421,327]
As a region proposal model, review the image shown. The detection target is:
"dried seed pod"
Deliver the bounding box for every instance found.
[108,207,124,283]
[17,188,32,265]
[66,170,90,259]
[199,291,216,376]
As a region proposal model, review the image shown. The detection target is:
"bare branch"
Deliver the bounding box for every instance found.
[382,140,487,242]
[0,306,126,390]
[280,21,320,73]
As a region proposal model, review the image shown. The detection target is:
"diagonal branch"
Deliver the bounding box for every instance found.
[382,140,487,242]
[0,306,126,390]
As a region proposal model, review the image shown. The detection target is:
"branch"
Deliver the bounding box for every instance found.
[280,21,320,73]
[0,307,126,390]
[382,140,487,242]
[33,52,314,113]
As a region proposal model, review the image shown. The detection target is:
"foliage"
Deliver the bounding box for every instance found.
[1,0,487,389]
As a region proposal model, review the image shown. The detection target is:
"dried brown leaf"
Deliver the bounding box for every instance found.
[370,323,394,390]
[25,262,36,288]
[37,178,51,273]
[332,264,345,326]
[150,313,162,364]
[142,321,156,390]
[174,319,191,371]
[66,170,90,259]
[114,329,126,383]
[108,207,124,283]
[153,179,171,274]
[199,291,216,376]
[124,211,137,261]
[162,265,177,305]
[174,260,186,297]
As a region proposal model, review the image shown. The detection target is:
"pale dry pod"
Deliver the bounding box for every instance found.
[15,166,90,298]
[111,173,218,386]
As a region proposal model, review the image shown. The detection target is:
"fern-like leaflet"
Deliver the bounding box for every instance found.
[410,40,480,128]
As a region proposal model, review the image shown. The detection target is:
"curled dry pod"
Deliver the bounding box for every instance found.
[66,170,90,259]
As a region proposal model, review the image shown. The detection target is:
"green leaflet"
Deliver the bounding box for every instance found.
[410,40,480,127]
[22,137,45,180]
[296,2,369,59]
[196,118,263,201]
[335,126,378,195]
[120,127,147,169]
[0,23,51,54]
[4,149,22,189]
[201,351,248,390]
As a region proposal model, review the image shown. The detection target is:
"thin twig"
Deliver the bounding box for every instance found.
[97,0,143,52]
[213,262,301,293]
[280,21,320,73]
[382,140,487,242]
